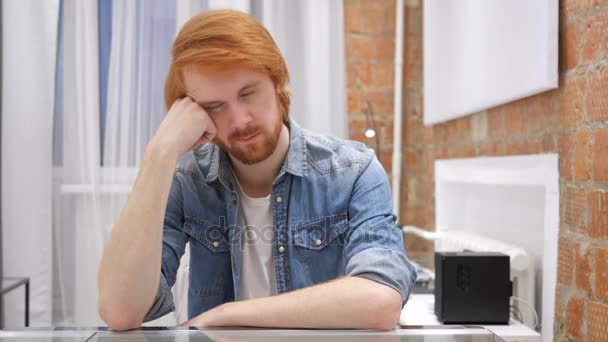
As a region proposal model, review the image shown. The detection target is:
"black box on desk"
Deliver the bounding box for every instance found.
[434,252,511,324]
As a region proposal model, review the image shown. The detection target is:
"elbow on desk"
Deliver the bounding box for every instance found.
[98,300,144,331]
[365,287,403,330]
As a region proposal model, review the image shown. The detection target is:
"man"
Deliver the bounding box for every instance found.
[97,9,416,331]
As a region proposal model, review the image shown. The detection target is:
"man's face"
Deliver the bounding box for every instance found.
[183,67,283,165]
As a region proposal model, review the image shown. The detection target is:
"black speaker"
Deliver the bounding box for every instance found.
[434,252,511,324]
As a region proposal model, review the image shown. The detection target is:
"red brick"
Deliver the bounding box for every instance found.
[365,90,393,116]
[423,126,434,145]
[595,248,608,301]
[405,150,420,171]
[555,283,565,322]
[361,0,395,7]
[361,6,391,34]
[525,92,554,133]
[346,34,374,61]
[372,63,394,88]
[372,36,394,62]
[558,236,575,285]
[377,120,394,150]
[587,67,608,123]
[504,100,526,134]
[505,139,543,156]
[344,4,362,33]
[421,177,434,206]
[593,129,608,180]
[347,63,372,89]
[581,7,608,63]
[487,108,504,138]
[564,185,587,232]
[560,0,593,22]
[589,190,608,238]
[573,131,592,181]
[348,119,369,142]
[542,133,557,152]
[565,295,584,341]
[405,5,422,36]
[575,243,593,295]
[587,300,608,342]
[445,145,475,159]
[556,76,585,127]
[433,125,446,145]
[377,150,392,175]
[559,133,573,179]
[347,89,361,114]
[403,57,422,89]
[445,117,471,143]
[562,22,580,70]
[405,120,422,145]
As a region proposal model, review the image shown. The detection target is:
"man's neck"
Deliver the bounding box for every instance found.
[230,124,290,198]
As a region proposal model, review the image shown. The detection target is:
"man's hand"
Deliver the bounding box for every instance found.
[149,96,217,159]
[178,303,232,328]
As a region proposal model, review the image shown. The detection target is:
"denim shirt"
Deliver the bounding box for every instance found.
[143,120,417,322]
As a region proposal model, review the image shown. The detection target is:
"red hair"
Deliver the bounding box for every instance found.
[164,10,291,123]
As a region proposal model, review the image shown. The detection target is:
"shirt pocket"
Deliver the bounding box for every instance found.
[183,216,230,297]
[292,213,349,284]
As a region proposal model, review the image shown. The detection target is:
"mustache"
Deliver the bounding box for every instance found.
[229,126,262,140]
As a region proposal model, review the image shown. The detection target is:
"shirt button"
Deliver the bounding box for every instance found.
[276,197,283,203]
[279,246,285,253]
[315,239,322,246]
[231,199,237,205]
[213,241,219,248]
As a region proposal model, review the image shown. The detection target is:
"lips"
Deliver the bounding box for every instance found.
[238,132,260,142]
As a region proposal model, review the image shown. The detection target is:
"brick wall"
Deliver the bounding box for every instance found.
[345,0,608,339]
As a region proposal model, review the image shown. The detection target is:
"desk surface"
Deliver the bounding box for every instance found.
[0,326,505,341]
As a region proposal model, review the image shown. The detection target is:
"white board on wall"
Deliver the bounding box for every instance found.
[423,0,558,125]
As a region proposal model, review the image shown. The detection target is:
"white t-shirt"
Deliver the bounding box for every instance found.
[235,179,278,301]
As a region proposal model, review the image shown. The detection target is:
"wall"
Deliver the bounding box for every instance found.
[345,0,608,340]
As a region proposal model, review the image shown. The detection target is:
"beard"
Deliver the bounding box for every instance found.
[216,117,283,165]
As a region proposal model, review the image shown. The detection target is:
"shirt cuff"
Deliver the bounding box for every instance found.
[346,247,418,306]
[142,272,176,322]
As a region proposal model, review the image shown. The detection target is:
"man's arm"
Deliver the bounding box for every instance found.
[180,276,403,330]
[97,97,217,330]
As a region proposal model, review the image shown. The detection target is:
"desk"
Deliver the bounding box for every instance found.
[400,294,541,342]
[0,326,506,341]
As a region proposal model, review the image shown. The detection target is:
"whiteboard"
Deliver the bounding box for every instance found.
[423,0,558,125]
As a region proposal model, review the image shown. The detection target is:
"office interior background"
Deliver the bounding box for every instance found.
[0,0,607,341]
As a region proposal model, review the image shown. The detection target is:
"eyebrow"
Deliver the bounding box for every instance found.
[196,81,261,107]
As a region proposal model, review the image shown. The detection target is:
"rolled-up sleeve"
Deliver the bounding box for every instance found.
[344,154,417,305]
[143,174,188,322]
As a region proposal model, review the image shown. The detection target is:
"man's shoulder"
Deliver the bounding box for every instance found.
[301,128,375,176]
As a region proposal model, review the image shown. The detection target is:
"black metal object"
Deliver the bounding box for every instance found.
[434,252,511,324]
[0,277,30,327]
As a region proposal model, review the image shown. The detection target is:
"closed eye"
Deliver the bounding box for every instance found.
[205,103,224,112]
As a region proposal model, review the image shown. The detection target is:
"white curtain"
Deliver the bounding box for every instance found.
[258,0,346,138]
[53,0,107,326]
[1,0,59,327]
[52,0,177,326]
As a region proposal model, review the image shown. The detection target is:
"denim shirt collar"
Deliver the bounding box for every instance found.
[197,118,308,187]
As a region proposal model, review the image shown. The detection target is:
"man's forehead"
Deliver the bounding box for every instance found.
[183,66,265,96]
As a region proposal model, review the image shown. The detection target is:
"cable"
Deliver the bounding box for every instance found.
[510,305,524,323]
[511,296,539,330]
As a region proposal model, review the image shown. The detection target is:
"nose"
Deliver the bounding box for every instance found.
[227,101,252,132]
